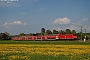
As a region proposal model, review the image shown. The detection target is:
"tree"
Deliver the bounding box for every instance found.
[1,33,7,40]
[29,33,33,36]
[46,30,52,35]
[36,33,41,36]
[3,32,11,40]
[71,30,76,34]
[65,29,71,34]
[86,34,90,40]
[19,33,25,36]
[77,32,85,40]
[4,32,10,37]
[1,33,11,40]
[76,32,81,40]
[0,33,2,40]
[53,29,58,34]
[41,28,45,35]
[59,30,66,34]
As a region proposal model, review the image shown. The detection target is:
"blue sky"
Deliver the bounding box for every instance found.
[0,0,90,35]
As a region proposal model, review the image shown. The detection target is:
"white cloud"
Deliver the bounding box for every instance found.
[72,23,82,26]
[66,25,77,30]
[9,21,22,25]
[52,17,71,24]
[1,21,27,28]
[24,23,27,25]
[82,25,90,32]
[82,18,88,22]
[1,22,10,28]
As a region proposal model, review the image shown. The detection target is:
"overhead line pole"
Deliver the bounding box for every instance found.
[81,27,82,40]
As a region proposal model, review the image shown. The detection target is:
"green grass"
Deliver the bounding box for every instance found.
[0,40,90,45]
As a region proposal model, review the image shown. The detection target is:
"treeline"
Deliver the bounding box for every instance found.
[0,28,90,40]
[0,32,11,40]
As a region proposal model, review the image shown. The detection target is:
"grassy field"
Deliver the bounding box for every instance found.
[0,40,90,45]
[0,40,90,60]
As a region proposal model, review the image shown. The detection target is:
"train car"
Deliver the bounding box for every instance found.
[35,36,42,40]
[44,34,59,40]
[12,37,21,41]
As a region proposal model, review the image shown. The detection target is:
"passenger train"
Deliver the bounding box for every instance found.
[12,34,77,41]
